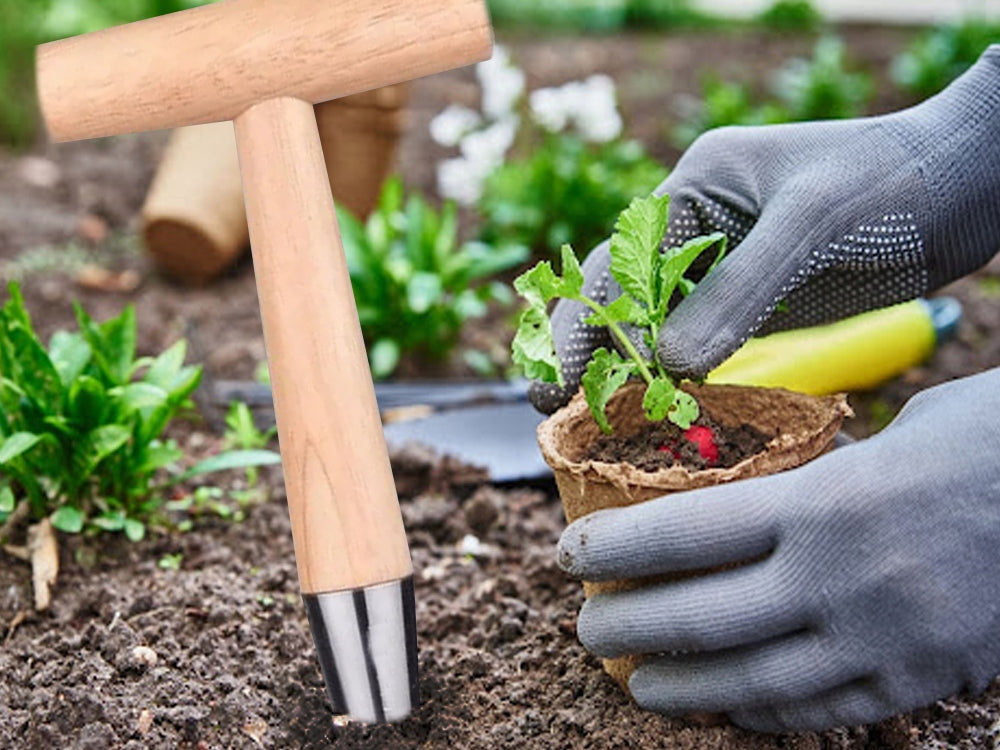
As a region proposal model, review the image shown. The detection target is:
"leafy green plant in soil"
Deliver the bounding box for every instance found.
[512,193,725,433]
[339,176,527,379]
[479,135,668,262]
[674,36,872,148]
[0,283,280,541]
[891,19,1000,99]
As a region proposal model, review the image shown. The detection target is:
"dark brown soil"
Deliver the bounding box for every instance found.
[587,412,773,471]
[1,24,1000,750]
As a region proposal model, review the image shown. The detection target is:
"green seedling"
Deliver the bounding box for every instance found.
[224,401,277,487]
[0,282,280,541]
[158,553,183,570]
[512,193,726,433]
[339,176,526,378]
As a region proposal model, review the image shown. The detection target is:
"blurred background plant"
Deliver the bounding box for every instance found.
[433,46,667,262]
[0,0,213,149]
[755,0,823,32]
[890,18,1000,98]
[673,35,872,147]
[338,176,527,379]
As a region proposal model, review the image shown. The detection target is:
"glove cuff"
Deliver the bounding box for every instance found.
[882,46,1000,288]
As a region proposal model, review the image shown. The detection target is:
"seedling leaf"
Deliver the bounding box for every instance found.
[642,377,677,422]
[581,348,638,434]
[0,485,15,514]
[512,305,563,386]
[172,449,282,484]
[0,432,41,465]
[50,506,84,534]
[670,390,700,430]
[657,232,726,317]
[609,194,670,310]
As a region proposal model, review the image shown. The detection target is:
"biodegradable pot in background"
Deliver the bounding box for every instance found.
[141,84,410,285]
[538,381,851,692]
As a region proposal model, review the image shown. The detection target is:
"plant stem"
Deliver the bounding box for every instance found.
[579,297,656,385]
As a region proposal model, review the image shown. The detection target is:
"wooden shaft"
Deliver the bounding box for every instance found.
[234,96,411,594]
[37,0,492,143]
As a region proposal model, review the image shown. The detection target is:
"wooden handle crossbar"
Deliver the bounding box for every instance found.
[37,0,492,142]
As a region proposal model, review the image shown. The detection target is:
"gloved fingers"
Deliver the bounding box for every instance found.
[658,184,756,256]
[630,631,853,714]
[527,242,615,415]
[576,561,807,658]
[729,677,889,733]
[557,476,784,581]
[656,198,823,379]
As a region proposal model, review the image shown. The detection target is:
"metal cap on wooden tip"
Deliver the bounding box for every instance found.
[303,576,419,724]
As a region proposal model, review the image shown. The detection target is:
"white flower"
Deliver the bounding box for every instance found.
[429,105,482,148]
[437,157,492,206]
[529,87,571,133]
[530,74,623,142]
[575,109,623,143]
[459,116,518,167]
[476,45,525,119]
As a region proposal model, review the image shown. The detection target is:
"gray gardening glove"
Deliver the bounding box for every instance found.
[530,46,1000,414]
[557,368,1000,732]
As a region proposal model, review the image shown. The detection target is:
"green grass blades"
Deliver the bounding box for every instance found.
[340,176,527,379]
[0,282,280,541]
[512,194,726,432]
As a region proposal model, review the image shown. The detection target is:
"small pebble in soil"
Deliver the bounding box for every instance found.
[137,709,154,735]
[131,645,158,668]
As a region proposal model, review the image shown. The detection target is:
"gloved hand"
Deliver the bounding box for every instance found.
[556,368,1000,731]
[529,45,1000,414]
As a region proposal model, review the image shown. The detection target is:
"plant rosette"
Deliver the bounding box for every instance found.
[513,193,852,697]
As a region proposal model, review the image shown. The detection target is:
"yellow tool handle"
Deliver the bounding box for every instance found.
[707,300,942,396]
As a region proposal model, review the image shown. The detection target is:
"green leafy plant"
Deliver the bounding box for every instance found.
[624,0,719,29]
[223,401,276,487]
[480,135,668,261]
[756,0,822,31]
[672,77,788,148]
[772,37,872,121]
[0,283,280,541]
[512,193,725,433]
[891,20,1000,99]
[339,176,527,379]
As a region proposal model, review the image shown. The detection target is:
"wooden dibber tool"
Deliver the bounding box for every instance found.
[37,0,492,723]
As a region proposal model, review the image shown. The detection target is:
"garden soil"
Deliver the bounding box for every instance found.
[1,25,1000,749]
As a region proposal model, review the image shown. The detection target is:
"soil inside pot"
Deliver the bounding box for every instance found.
[585,412,773,471]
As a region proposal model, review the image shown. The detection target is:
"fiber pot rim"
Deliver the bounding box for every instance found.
[537,382,853,513]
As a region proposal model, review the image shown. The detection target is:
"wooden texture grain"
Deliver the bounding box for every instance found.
[37,0,491,142]
[234,97,412,594]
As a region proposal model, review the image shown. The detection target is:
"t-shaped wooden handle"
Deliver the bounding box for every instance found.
[37,0,493,724]
[37,0,491,141]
